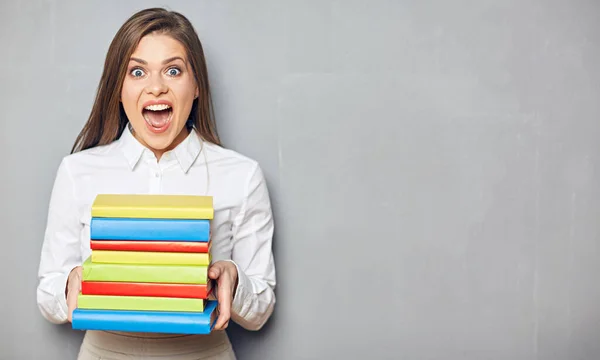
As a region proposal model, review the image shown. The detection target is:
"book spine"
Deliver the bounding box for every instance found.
[91,206,214,220]
[90,218,210,241]
[91,250,211,265]
[82,260,208,284]
[72,301,217,334]
[90,240,211,253]
[78,294,206,312]
[81,281,212,299]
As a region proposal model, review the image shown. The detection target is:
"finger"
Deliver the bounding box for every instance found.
[208,264,221,280]
[66,283,79,322]
[207,280,218,301]
[66,269,82,323]
[213,277,232,330]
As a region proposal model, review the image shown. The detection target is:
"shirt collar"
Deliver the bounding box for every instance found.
[118,123,203,173]
[119,124,145,169]
[172,127,203,173]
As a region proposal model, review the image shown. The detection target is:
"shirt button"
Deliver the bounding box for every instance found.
[154,172,160,177]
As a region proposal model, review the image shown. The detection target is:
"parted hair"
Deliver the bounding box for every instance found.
[71,7,219,153]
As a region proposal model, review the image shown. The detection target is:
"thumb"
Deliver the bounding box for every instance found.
[208,264,222,280]
[66,268,81,323]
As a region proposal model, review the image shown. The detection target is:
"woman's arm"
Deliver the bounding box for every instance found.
[36,158,83,324]
[226,163,277,331]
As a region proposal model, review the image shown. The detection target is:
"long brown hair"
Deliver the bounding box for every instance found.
[71,7,220,153]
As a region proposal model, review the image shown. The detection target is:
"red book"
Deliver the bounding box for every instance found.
[81,281,213,299]
[90,240,211,253]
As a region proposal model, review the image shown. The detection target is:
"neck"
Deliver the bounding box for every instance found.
[131,124,191,161]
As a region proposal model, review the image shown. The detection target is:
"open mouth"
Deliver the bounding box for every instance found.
[142,103,173,133]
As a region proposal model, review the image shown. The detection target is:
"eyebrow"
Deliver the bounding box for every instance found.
[129,56,186,65]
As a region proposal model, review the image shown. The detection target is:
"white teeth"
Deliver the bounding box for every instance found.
[144,104,171,111]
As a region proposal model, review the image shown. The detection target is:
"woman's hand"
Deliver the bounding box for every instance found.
[208,261,238,330]
[66,266,82,323]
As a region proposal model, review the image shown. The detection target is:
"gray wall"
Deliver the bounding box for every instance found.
[2,1,600,359]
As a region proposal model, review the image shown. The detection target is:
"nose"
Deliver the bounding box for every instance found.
[145,75,168,96]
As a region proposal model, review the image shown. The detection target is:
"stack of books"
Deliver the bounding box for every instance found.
[71,194,218,334]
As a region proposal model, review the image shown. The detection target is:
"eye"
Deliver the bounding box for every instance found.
[167,67,181,77]
[130,68,145,77]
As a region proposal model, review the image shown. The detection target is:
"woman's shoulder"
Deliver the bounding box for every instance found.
[58,140,123,173]
[203,141,262,172]
[201,141,269,189]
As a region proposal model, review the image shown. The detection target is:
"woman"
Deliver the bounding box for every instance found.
[36,7,276,360]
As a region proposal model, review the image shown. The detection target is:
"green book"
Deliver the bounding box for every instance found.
[81,256,208,284]
[77,294,207,312]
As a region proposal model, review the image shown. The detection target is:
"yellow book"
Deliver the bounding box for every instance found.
[82,256,208,284]
[91,250,211,266]
[91,194,214,219]
[78,294,207,312]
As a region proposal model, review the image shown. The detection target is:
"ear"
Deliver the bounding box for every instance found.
[195,86,199,99]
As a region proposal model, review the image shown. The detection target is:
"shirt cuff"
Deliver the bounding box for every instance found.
[222,260,252,316]
[55,272,69,323]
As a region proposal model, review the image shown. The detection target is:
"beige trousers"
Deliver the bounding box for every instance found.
[76,330,237,360]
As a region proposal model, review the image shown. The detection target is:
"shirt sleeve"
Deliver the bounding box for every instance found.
[36,158,83,324]
[227,163,277,331]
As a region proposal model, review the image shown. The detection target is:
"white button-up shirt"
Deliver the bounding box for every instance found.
[36,124,276,331]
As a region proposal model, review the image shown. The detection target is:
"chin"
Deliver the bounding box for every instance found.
[144,125,182,146]
[131,118,182,149]
[144,135,177,151]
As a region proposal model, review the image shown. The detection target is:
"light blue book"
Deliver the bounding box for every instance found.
[90,217,210,241]
[72,300,217,334]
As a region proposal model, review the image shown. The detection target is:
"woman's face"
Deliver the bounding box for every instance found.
[121,32,198,157]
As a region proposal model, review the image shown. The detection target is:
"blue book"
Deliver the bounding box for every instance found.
[90,218,210,241]
[72,300,218,334]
